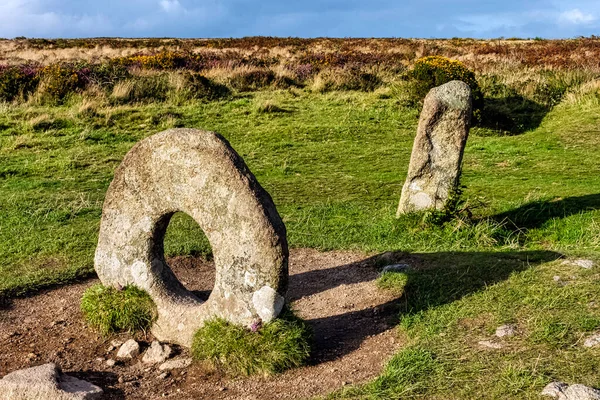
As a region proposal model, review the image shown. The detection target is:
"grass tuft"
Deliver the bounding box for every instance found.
[191,309,312,376]
[80,284,157,336]
[376,271,409,295]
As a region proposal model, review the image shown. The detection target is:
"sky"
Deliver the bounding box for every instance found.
[0,0,599,39]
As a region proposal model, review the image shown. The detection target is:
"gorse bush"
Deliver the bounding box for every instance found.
[409,56,483,120]
[191,309,312,376]
[80,284,157,336]
[38,63,88,102]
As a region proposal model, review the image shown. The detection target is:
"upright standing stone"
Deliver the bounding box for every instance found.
[397,80,472,216]
[94,128,288,347]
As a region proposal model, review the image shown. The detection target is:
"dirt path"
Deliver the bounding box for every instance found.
[0,249,402,399]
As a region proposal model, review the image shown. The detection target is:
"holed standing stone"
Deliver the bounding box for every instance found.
[397,80,473,216]
[94,128,288,347]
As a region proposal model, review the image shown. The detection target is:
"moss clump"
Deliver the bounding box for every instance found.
[81,284,157,336]
[191,309,312,376]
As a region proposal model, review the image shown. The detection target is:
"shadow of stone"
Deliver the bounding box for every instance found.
[296,249,563,363]
[0,295,12,311]
[68,370,124,400]
[490,193,600,232]
[478,95,549,135]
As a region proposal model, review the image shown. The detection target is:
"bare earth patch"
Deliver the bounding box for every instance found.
[0,249,401,399]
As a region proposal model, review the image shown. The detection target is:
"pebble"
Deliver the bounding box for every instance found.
[106,359,116,367]
[157,372,169,380]
[117,339,140,359]
[495,324,517,338]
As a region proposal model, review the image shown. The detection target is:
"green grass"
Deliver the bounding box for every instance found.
[1,83,600,397]
[191,310,312,376]
[80,284,157,335]
[3,88,598,297]
[328,254,600,399]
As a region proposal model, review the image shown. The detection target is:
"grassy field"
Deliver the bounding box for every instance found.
[1,38,600,398]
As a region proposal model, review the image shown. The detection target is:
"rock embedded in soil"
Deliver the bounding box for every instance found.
[542,382,600,400]
[542,382,569,398]
[159,357,193,371]
[381,264,410,274]
[583,334,600,348]
[562,259,595,269]
[117,339,140,359]
[495,324,517,338]
[142,341,173,364]
[397,80,473,215]
[0,363,103,400]
[94,128,289,347]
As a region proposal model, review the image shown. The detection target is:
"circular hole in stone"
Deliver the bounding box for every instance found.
[163,212,214,301]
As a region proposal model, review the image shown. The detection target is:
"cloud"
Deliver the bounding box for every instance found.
[558,8,595,24]
[159,0,183,13]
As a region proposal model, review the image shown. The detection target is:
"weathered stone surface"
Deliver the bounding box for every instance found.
[117,339,140,359]
[564,384,600,400]
[397,81,472,215]
[542,382,600,400]
[159,357,193,371]
[583,333,600,348]
[94,128,289,347]
[0,363,103,400]
[542,382,569,398]
[495,324,517,338]
[142,341,172,364]
[381,264,410,274]
[562,259,595,269]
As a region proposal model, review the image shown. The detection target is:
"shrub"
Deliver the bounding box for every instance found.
[111,74,170,104]
[409,56,483,120]
[312,67,381,92]
[184,73,231,100]
[191,309,312,376]
[0,65,39,101]
[38,63,88,102]
[80,284,157,336]
[228,69,276,91]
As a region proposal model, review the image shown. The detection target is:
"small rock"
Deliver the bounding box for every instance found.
[495,324,517,338]
[565,384,600,399]
[157,372,169,380]
[118,376,124,384]
[562,259,595,269]
[554,276,561,282]
[478,340,504,350]
[381,264,410,274]
[105,359,116,367]
[117,339,140,359]
[0,363,103,400]
[541,381,568,398]
[107,339,124,352]
[142,341,173,364]
[584,334,600,348]
[159,357,192,371]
